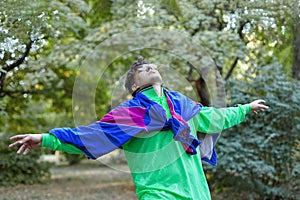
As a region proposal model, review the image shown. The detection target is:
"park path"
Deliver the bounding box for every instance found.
[0,163,137,200]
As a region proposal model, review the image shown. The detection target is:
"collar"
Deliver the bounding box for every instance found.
[141,86,164,98]
[132,84,164,98]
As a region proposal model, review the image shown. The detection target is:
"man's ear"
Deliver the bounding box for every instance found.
[132,83,138,92]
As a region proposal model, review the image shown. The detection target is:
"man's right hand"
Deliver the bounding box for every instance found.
[9,134,42,155]
[249,99,269,114]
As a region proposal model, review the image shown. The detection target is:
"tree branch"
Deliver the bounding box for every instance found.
[0,88,52,98]
[0,39,34,94]
[223,20,249,81]
[0,72,6,94]
[237,20,250,41]
[0,89,35,98]
[225,57,239,81]
[3,39,33,72]
[190,21,203,36]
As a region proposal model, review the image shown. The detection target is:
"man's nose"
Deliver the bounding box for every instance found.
[146,66,154,71]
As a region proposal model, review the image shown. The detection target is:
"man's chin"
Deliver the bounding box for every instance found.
[140,82,161,87]
[147,81,162,86]
[149,76,163,84]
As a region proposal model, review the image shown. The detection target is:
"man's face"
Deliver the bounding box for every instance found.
[132,64,163,91]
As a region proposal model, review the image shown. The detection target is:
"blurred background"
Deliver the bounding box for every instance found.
[0,0,299,199]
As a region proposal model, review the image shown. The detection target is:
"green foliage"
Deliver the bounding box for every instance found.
[87,0,112,27]
[0,0,111,172]
[83,0,297,80]
[0,100,8,130]
[0,134,52,186]
[0,0,298,191]
[206,63,300,199]
[64,154,86,165]
[0,0,90,120]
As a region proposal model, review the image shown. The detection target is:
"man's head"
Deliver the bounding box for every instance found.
[125,57,163,94]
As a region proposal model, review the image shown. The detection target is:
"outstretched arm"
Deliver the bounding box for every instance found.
[193,99,269,133]
[9,134,42,155]
[9,133,84,155]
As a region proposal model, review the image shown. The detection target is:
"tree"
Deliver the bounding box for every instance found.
[0,0,109,183]
[0,0,88,117]
[1,0,298,192]
[79,0,299,106]
[291,0,300,79]
[81,1,299,198]
[208,63,300,199]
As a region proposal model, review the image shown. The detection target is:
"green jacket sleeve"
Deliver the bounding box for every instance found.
[41,134,84,154]
[193,104,252,134]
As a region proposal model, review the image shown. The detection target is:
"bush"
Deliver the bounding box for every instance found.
[64,153,86,165]
[0,133,52,186]
[206,63,300,200]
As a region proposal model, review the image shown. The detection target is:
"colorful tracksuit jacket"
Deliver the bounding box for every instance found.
[42,87,251,199]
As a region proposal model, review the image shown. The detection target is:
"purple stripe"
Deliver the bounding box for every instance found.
[100,107,147,128]
[165,93,187,124]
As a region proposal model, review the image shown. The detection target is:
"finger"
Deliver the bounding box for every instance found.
[17,144,27,154]
[9,140,24,148]
[21,136,32,143]
[9,135,33,148]
[23,146,31,155]
[10,135,27,141]
[259,104,269,109]
[257,100,266,104]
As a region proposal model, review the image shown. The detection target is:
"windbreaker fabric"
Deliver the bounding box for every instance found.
[123,87,212,200]
[42,87,251,199]
[49,87,218,165]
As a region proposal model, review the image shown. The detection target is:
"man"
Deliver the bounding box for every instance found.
[9,57,268,199]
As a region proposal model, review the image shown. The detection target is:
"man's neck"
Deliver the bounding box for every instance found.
[133,83,162,97]
[152,83,162,97]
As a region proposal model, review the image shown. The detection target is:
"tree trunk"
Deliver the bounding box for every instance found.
[292,1,300,80]
[186,62,211,106]
[194,75,211,106]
